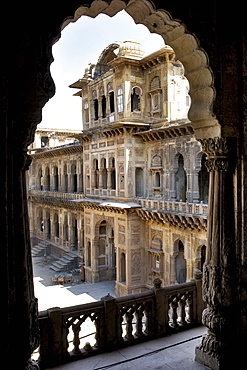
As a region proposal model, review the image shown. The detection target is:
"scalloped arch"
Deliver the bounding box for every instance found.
[60,0,220,139]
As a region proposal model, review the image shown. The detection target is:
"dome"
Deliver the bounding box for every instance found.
[118,41,145,59]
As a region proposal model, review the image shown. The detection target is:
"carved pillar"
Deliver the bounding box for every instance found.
[195,137,238,369]
[107,167,112,190]
[169,170,176,200]
[192,170,200,203]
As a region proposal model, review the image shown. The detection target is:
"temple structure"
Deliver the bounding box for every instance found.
[28,41,208,296]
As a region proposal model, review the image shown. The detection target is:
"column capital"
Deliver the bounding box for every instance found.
[199,137,230,158]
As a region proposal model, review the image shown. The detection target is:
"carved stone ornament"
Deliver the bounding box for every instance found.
[199,137,229,158]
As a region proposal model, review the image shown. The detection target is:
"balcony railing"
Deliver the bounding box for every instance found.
[137,199,208,215]
[37,273,203,368]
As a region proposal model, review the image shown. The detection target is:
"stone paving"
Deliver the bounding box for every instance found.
[32,256,116,311]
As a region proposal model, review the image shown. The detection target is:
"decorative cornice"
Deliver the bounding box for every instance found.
[136,208,207,231]
[134,122,194,142]
[31,143,83,159]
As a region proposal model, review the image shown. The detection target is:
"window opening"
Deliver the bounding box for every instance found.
[131,87,141,112]
[117,87,124,113]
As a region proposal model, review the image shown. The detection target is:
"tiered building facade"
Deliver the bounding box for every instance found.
[28,41,208,296]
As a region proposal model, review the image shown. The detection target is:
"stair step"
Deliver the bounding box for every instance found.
[49,252,78,272]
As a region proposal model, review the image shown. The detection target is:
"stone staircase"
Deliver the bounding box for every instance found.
[49,252,78,272]
[32,241,50,257]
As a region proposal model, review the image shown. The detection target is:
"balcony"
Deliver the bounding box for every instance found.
[36,273,204,369]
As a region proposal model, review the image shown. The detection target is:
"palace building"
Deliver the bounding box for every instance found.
[28,41,208,296]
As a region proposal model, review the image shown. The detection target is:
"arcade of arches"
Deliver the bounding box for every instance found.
[2,1,247,369]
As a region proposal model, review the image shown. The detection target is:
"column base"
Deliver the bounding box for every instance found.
[26,359,39,370]
[195,346,223,370]
[195,332,241,370]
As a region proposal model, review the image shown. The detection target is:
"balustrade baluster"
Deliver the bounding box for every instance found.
[135,306,144,337]
[93,315,100,348]
[179,295,186,326]
[125,306,135,340]
[186,294,193,323]
[72,323,81,355]
[170,298,179,328]
[144,305,152,335]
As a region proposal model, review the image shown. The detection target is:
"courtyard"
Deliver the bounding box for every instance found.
[32,255,116,312]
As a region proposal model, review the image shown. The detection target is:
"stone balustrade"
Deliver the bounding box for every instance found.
[37,274,203,368]
[137,198,208,216]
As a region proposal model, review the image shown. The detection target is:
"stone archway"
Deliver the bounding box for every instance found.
[6,1,241,369]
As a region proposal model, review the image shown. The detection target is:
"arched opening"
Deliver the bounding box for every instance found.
[93,159,99,189]
[175,240,187,284]
[71,163,77,193]
[175,154,187,202]
[63,164,68,192]
[131,86,141,112]
[53,166,59,192]
[54,213,59,239]
[45,211,51,240]
[101,158,107,189]
[64,214,69,244]
[45,166,50,191]
[96,220,115,281]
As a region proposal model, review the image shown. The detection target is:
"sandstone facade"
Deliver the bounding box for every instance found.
[28,41,208,296]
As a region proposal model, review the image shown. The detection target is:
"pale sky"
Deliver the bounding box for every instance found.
[39,10,165,131]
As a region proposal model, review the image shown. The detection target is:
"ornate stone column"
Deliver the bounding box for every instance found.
[107,167,112,190]
[195,137,238,369]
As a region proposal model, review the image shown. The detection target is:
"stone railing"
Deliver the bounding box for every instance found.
[37,274,203,368]
[137,199,208,216]
[29,189,83,200]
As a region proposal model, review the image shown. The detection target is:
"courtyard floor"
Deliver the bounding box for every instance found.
[32,255,116,311]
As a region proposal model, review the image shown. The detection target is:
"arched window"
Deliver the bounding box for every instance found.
[94,159,99,189]
[92,91,98,121]
[53,166,58,191]
[131,86,141,112]
[155,172,161,187]
[100,88,106,118]
[44,167,50,191]
[175,154,187,201]
[108,83,114,113]
[175,240,186,284]
[71,163,77,193]
[63,164,68,192]
[54,213,59,238]
[150,76,161,90]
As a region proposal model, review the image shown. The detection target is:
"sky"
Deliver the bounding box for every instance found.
[38,10,165,131]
